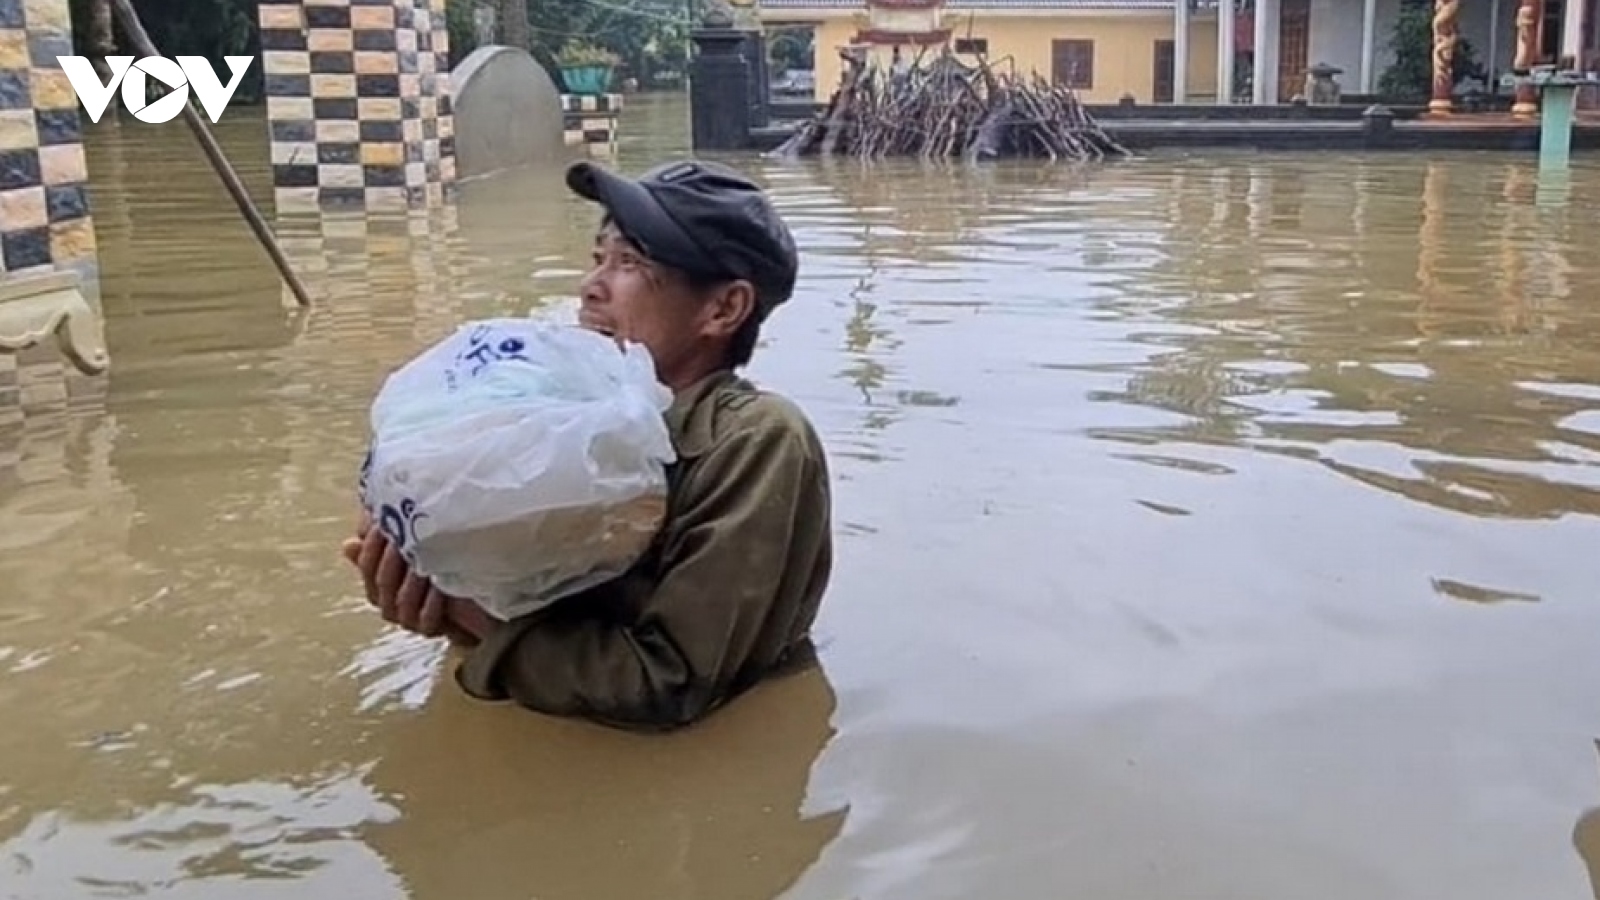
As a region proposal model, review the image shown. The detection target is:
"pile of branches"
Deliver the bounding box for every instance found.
[770,48,1132,162]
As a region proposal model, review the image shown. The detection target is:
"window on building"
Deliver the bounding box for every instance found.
[954,37,988,55]
[1051,39,1094,90]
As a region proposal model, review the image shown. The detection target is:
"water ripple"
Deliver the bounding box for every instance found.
[1,99,1598,900]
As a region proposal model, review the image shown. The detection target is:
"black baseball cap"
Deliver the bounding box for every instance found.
[565,159,799,321]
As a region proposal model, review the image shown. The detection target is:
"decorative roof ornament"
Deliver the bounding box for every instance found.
[701,0,736,27]
[701,0,761,29]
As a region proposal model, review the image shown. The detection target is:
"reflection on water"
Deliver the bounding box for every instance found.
[3,93,1600,900]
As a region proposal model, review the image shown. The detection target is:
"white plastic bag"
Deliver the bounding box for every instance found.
[357,319,677,621]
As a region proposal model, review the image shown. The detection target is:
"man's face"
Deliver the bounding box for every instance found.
[577,220,753,389]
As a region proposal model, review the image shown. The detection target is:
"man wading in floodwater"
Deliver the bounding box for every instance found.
[342,159,834,730]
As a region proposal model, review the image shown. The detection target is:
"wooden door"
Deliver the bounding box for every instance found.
[1277,0,1310,101]
[1153,39,1175,103]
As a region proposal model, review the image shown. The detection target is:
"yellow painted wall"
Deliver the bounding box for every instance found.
[789,13,1220,105]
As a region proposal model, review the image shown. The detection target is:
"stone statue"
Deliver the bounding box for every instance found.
[701,0,736,28]
[1304,62,1343,105]
[723,0,760,31]
[731,4,761,31]
[473,5,497,48]
[692,0,759,29]
[1511,0,1541,116]
[1429,0,1460,114]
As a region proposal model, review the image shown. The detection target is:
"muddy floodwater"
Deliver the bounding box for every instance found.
[3,93,1600,900]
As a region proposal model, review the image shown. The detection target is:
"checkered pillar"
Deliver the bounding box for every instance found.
[0,0,96,281]
[0,0,105,425]
[562,93,622,157]
[258,0,457,214]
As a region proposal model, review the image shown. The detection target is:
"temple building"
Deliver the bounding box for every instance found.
[760,0,1599,108]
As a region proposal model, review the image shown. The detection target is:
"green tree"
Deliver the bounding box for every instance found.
[1378,0,1486,102]
[70,0,263,101]
[767,26,814,74]
[64,0,690,102]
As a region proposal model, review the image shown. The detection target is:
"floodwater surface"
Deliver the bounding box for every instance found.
[3,93,1600,900]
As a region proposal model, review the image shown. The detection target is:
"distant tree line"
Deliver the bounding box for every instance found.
[69,0,265,100]
[63,0,692,104]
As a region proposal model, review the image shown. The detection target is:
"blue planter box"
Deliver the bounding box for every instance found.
[562,65,613,96]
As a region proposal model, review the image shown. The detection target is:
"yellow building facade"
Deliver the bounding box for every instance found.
[762,0,1222,106]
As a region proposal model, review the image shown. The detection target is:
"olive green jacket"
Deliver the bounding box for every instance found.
[455,370,834,731]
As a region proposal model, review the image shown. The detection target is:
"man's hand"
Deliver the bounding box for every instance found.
[350,527,451,637]
[342,514,494,647]
[445,598,497,643]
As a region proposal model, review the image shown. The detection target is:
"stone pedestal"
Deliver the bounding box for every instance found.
[259,0,459,214]
[690,26,753,151]
[0,271,108,429]
[1360,103,1394,147]
[561,94,622,157]
[740,30,770,128]
[0,0,107,426]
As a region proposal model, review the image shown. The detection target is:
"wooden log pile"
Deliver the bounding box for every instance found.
[770,48,1132,162]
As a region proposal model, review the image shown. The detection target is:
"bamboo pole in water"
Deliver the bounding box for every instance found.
[107,0,314,308]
